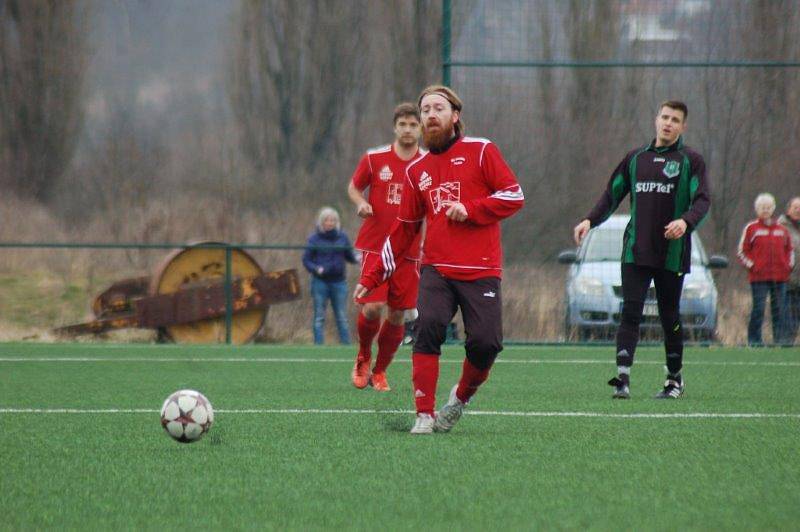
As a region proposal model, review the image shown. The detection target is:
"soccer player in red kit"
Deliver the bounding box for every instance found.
[348,103,425,392]
[354,86,524,434]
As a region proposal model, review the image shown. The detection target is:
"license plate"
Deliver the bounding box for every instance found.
[643,303,659,316]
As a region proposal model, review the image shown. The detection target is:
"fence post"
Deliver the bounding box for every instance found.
[224,245,232,345]
[442,0,451,86]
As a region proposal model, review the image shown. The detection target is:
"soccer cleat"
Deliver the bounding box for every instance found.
[369,371,391,392]
[608,377,630,399]
[351,355,371,389]
[410,413,435,434]
[655,378,684,399]
[433,385,465,433]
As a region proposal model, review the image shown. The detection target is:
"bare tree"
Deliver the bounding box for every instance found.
[0,0,89,202]
[227,0,442,209]
[689,1,800,249]
[228,0,370,203]
[384,0,441,101]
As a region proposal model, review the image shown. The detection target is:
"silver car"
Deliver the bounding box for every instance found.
[558,215,728,341]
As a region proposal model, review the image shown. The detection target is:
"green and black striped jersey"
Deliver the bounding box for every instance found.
[585,136,710,274]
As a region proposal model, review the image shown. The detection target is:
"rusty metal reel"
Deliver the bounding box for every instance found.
[150,242,266,344]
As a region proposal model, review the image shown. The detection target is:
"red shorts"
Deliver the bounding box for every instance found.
[357,251,420,310]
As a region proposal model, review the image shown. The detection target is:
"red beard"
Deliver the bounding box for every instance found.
[423,120,455,151]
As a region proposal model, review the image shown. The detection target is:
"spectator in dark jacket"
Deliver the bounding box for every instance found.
[303,207,358,344]
[737,193,794,346]
[778,196,800,344]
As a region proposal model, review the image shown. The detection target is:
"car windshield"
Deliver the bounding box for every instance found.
[583,227,703,265]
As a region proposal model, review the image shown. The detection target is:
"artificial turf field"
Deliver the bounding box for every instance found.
[0,343,798,530]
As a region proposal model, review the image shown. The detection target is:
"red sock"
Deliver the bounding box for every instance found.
[373,321,405,373]
[412,353,439,414]
[456,358,492,403]
[356,313,381,360]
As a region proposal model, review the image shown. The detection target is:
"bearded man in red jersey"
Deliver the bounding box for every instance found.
[354,85,524,434]
[347,103,425,392]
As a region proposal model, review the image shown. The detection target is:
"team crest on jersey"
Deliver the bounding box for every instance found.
[379,165,393,181]
[429,181,461,214]
[451,156,466,166]
[419,171,432,191]
[386,183,403,205]
[663,160,680,179]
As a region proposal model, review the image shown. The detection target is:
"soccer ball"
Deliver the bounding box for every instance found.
[160,389,214,443]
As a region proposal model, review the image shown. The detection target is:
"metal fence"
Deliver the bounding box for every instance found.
[1,1,799,347]
[0,242,309,345]
[0,238,797,346]
[436,0,800,347]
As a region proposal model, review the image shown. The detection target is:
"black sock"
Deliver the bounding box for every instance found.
[666,351,682,378]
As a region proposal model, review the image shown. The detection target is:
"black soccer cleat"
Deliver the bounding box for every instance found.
[608,377,630,399]
[654,378,684,399]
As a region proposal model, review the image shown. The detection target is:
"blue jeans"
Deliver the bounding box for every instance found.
[748,281,786,346]
[784,286,800,345]
[311,277,350,345]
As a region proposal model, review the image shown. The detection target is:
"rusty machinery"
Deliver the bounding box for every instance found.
[55,243,300,344]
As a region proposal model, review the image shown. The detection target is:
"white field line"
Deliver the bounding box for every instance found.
[0,407,798,419]
[9,343,611,350]
[0,357,798,367]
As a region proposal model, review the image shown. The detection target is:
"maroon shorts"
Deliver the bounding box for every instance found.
[414,266,503,369]
[356,251,420,310]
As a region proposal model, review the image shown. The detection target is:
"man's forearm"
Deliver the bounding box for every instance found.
[347,182,366,206]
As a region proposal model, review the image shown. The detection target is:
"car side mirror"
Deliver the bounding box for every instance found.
[558,249,578,264]
[708,255,728,269]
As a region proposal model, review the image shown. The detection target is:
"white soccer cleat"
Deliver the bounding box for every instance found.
[433,385,465,433]
[410,413,435,434]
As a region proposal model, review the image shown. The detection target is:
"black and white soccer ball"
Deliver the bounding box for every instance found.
[160,389,214,443]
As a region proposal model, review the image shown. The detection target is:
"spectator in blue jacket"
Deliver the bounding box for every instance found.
[303,207,358,344]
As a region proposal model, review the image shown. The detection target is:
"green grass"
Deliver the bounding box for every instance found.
[0,343,798,530]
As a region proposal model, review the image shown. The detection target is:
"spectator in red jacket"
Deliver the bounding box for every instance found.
[778,196,800,344]
[737,193,795,346]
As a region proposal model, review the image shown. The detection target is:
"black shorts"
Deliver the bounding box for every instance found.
[620,263,684,324]
[413,266,503,369]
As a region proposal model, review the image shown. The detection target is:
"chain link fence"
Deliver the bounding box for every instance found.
[440,0,800,346]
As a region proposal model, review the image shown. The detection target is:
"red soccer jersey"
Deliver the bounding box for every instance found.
[351,144,424,259]
[360,136,524,289]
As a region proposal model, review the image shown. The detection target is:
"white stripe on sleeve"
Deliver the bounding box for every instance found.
[490,185,524,201]
[737,223,755,268]
[381,238,396,281]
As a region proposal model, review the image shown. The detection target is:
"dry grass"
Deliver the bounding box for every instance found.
[0,196,780,346]
[715,285,782,346]
[502,264,566,341]
[0,195,348,344]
